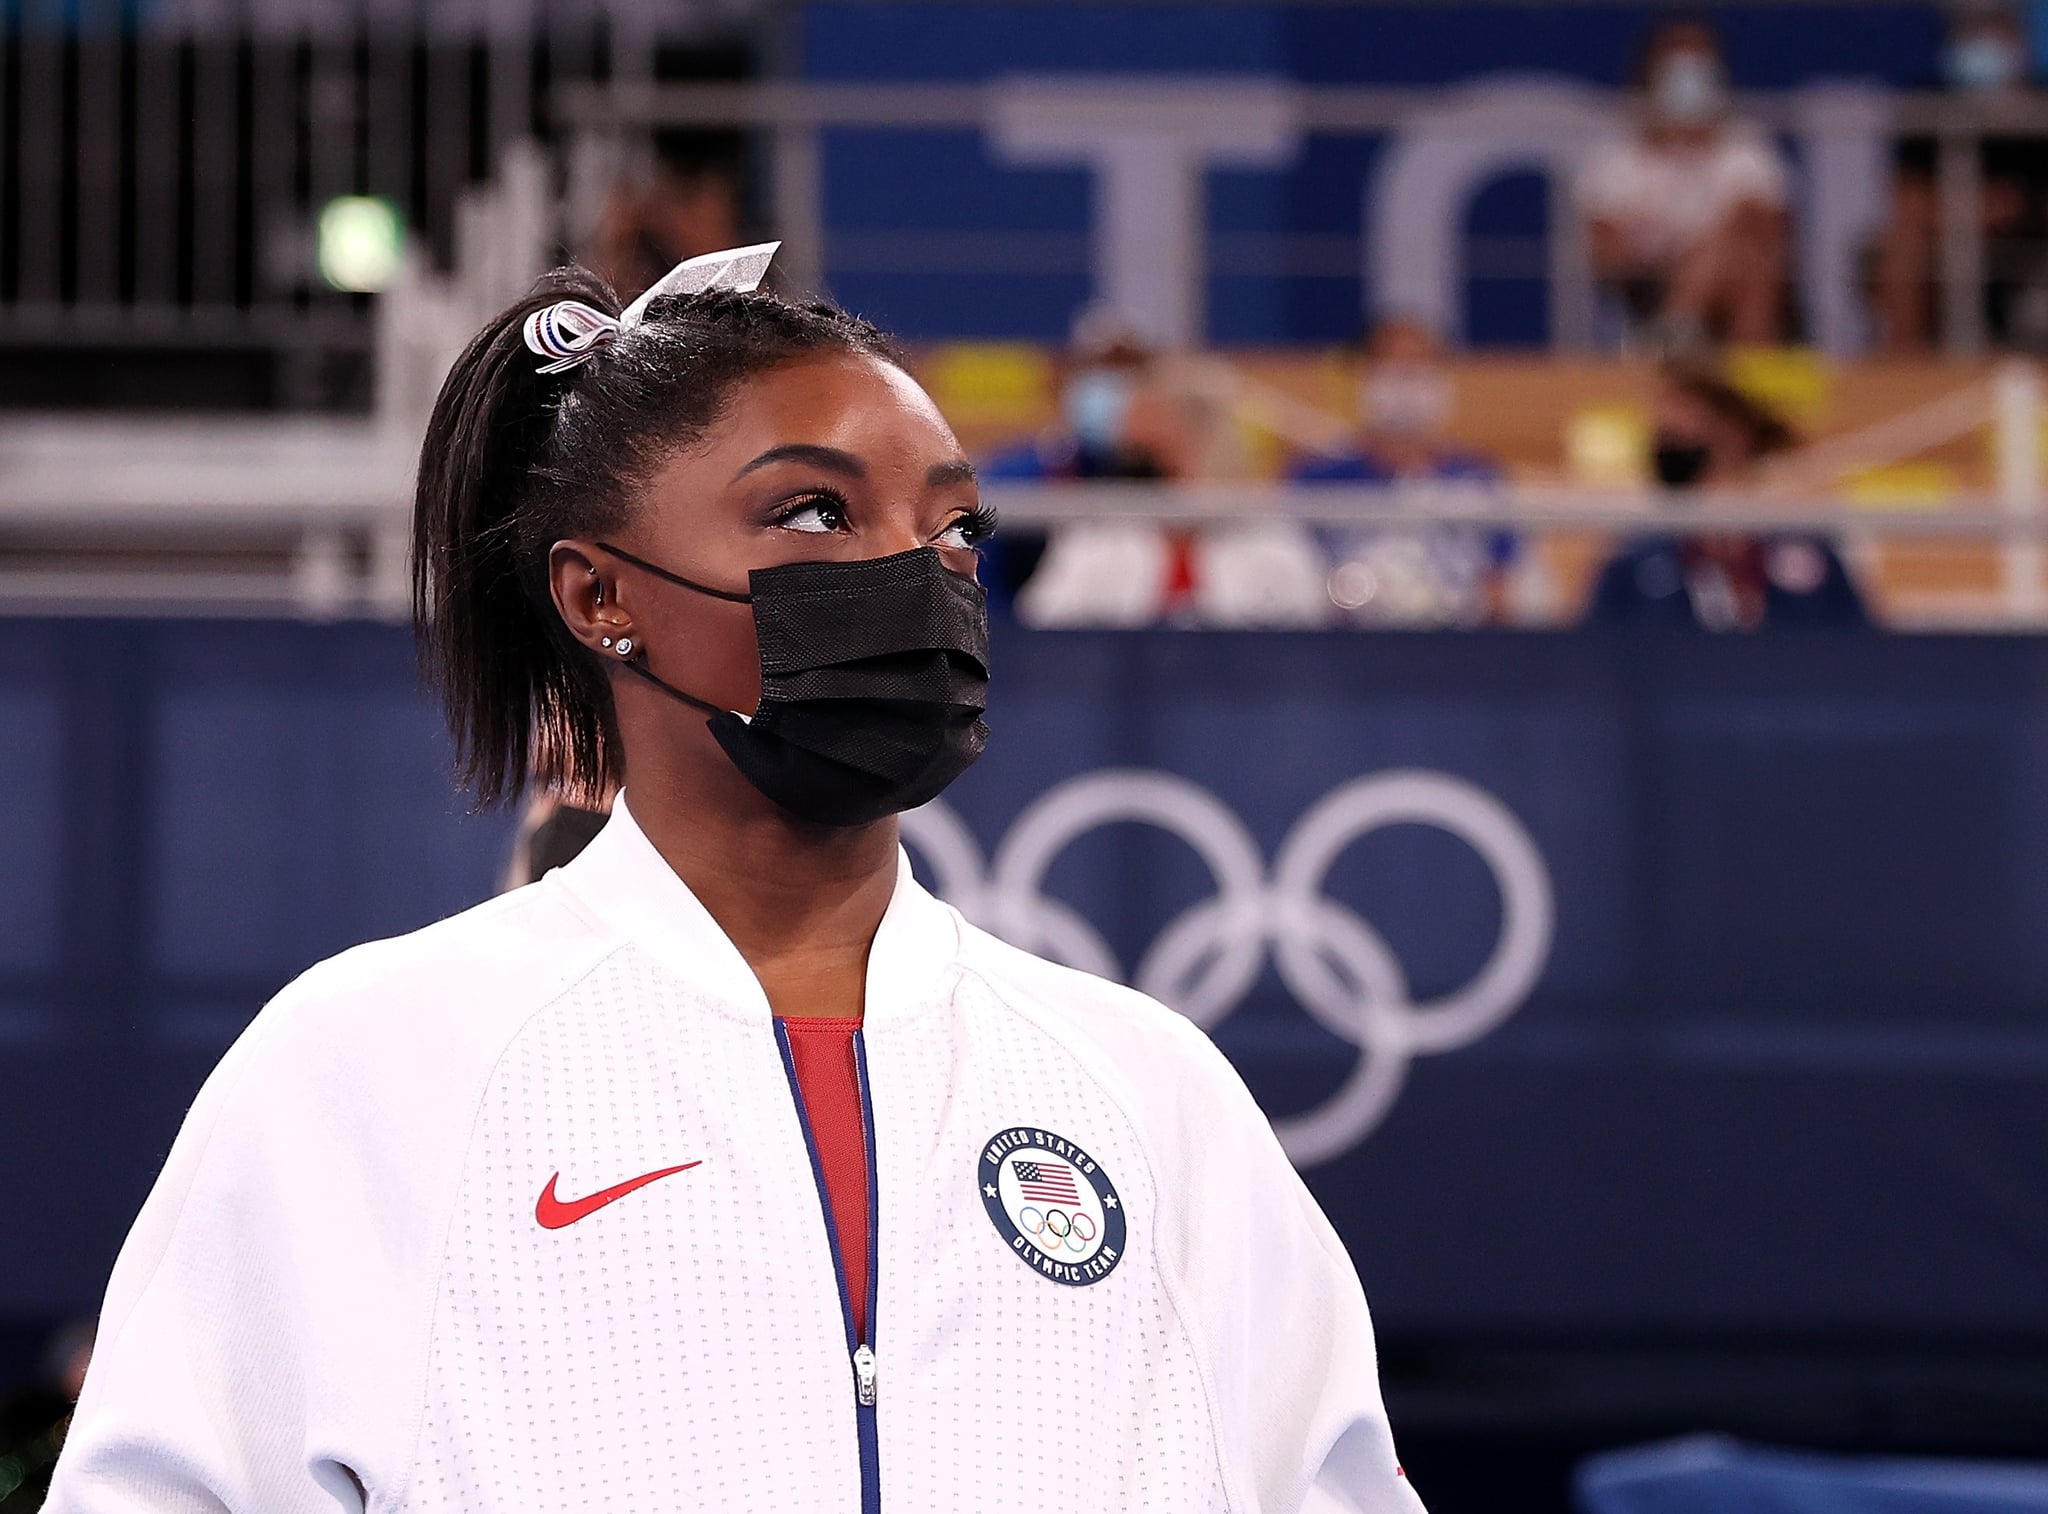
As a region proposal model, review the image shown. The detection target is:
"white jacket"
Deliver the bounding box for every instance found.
[47,797,1423,1514]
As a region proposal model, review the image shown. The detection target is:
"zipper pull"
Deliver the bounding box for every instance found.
[852,1343,877,1407]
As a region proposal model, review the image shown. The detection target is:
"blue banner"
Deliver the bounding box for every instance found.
[799,2,1946,344]
[3,621,2045,1344]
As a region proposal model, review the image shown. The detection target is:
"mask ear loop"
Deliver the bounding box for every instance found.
[615,655,748,721]
[595,541,753,603]
[592,542,755,722]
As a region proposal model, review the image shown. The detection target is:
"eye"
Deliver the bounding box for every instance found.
[773,491,851,535]
[936,503,999,550]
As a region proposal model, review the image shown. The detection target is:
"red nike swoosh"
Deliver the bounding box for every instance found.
[535,1162,702,1229]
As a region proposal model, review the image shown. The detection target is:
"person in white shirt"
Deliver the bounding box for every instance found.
[1575,18,1792,348]
[1015,343,1331,630]
[45,245,1424,1513]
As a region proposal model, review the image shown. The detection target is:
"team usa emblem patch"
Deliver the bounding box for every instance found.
[979,1128,1126,1286]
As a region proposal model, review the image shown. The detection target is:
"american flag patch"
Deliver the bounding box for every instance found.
[1014,1158,1082,1207]
[980,1128,1127,1287]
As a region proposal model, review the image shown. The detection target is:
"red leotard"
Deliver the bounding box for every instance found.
[777,1016,870,1342]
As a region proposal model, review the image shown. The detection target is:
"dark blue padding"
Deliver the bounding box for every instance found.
[1577,1436,2048,1514]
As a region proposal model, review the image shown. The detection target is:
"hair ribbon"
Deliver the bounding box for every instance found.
[522,241,781,375]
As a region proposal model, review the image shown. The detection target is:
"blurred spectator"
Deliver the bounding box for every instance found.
[1576,19,1792,349]
[1146,360,1331,628]
[0,1319,91,1510]
[1296,317,1496,487]
[1001,314,1326,627]
[983,309,1162,486]
[1872,3,2048,351]
[1588,365,1867,630]
[1291,316,1515,627]
[975,309,1158,612]
[587,132,745,300]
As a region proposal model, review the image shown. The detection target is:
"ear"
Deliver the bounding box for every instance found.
[549,540,634,655]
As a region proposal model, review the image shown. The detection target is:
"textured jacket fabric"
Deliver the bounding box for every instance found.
[46,797,1423,1514]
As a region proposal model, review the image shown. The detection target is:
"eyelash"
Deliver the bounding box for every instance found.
[771,489,852,533]
[770,492,1000,548]
[947,503,1001,548]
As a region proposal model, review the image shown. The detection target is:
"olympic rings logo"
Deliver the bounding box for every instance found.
[1018,1206,1100,1255]
[904,769,1555,1167]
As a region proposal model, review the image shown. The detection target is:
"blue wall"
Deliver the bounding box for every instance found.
[0,621,515,1316]
[798,2,1947,345]
[4,619,2046,1346]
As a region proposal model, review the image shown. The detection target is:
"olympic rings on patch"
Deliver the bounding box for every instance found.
[1017,1203,1098,1255]
[904,769,1555,1168]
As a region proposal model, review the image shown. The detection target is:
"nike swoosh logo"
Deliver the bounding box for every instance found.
[535,1162,702,1229]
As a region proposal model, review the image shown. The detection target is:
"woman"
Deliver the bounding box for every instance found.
[47,246,1421,1513]
[1587,363,1866,631]
[1575,18,1790,348]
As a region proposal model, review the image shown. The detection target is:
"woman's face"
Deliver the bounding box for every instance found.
[1651,382,1756,487]
[1642,25,1728,141]
[554,350,986,719]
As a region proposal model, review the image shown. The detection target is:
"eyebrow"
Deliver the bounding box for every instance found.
[731,444,866,482]
[731,445,980,491]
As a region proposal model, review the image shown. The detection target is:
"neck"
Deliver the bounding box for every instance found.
[624,754,901,1022]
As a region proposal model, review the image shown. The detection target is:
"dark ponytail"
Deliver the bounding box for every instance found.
[412,263,897,809]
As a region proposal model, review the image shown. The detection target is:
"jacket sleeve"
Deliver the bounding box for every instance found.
[1149,1015,1427,1514]
[43,978,413,1513]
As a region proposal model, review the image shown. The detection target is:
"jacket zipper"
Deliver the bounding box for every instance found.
[774,1022,882,1514]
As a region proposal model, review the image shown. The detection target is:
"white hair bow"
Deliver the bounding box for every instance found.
[521,240,781,375]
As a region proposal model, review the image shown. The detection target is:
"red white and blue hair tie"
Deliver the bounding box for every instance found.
[522,240,781,376]
[522,300,619,374]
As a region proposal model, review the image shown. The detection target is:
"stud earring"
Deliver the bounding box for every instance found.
[615,637,634,657]
[599,636,613,648]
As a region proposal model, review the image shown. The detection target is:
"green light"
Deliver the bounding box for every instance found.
[317,196,405,293]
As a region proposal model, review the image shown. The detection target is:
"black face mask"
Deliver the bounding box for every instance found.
[597,542,991,828]
[1653,437,1712,488]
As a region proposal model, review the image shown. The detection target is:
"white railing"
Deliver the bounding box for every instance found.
[558,79,2048,356]
[4,459,2044,625]
[2,132,2043,628]
[5,44,2046,361]
[0,141,555,619]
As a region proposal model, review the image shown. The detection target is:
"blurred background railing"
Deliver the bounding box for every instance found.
[0,0,746,407]
[12,10,2048,364]
[11,19,2048,365]
[12,2,2048,630]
